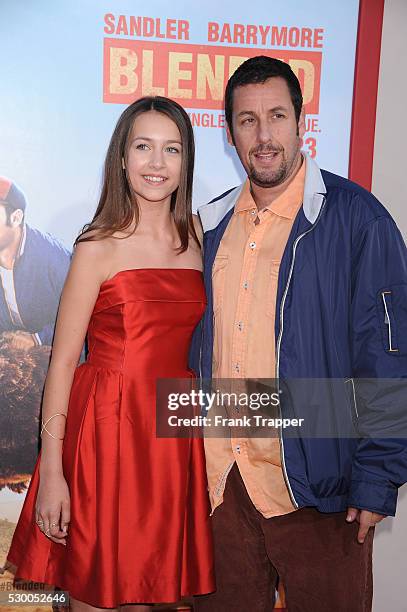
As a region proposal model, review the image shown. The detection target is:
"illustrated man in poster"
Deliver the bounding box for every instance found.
[191,56,407,611]
[0,177,71,486]
[0,177,71,349]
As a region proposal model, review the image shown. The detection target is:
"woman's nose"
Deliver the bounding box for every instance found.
[148,149,165,169]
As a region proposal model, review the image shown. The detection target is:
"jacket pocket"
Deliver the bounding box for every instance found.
[377,284,407,355]
[212,254,229,316]
[266,260,281,319]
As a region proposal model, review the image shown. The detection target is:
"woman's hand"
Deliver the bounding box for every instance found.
[35,472,70,545]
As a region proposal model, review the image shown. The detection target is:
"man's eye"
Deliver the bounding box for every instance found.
[273,113,285,119]
[242,117,255,125]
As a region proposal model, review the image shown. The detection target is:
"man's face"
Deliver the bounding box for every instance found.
[0,204,18,251]
[227,77,305,189]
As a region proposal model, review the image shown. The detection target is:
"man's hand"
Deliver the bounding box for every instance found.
[346,507,386,544]
[2,330,37,350]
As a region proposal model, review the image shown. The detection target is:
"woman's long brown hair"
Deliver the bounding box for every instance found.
[74,96,199,252]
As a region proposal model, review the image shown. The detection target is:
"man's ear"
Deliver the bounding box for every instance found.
[298,107,306,140]
[10,209,24,227]
[226,124,235,146]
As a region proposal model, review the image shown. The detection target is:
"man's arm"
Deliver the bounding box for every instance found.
[348,211,407,539]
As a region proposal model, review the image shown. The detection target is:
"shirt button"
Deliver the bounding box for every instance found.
[235,363,240,373]
[235,445,241,454]
[237,321,243,331]
[249,241,256,249]
[243,281,249,290]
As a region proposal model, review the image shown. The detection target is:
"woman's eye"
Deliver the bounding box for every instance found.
[136,143,149,150]
[166,146,180,154]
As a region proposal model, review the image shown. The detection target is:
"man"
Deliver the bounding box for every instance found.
[0,177,70,348]
[191,56,407,611]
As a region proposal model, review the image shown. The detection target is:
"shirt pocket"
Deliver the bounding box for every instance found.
[266,260,281,320]
[212,254,229,316]
[376,284,407,355]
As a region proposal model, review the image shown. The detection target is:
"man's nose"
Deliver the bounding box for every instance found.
[257,119,273,144]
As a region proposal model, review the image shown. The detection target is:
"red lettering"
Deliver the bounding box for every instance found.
[259,25,270,45]
[234,24,245,44]
[288,27,300,47]
[220,23,232,43]
[178,20,190,41]
[208,22,219,42]
[116,15,128,36]
[314,28,324,48]
[246,25,257,45]
[143,17,154,37]
[301,28,312,47]
[129,16,141,36]
[271,26,287,46]
[104,13,115,35]
[155,18,165,39]
[167,19,177,39]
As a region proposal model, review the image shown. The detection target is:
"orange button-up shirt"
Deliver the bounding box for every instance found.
[205,159,306,517]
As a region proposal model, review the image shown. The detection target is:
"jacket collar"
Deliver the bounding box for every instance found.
[198,152,327,232]
[17,223,27,258]
[302,153,327,223]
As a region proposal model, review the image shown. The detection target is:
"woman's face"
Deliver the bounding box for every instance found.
[125,110,183,208]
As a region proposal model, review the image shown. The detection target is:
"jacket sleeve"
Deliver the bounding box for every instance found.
[37,243,71,346]
[348,214,407,516]
[36,324,54,346]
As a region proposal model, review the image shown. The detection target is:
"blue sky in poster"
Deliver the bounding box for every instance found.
[0,0,359,248]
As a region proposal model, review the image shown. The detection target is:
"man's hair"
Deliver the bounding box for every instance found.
[225,56,303,138]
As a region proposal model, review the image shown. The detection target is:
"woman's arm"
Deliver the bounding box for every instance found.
[35,238,112,544]
[39,238,111,477]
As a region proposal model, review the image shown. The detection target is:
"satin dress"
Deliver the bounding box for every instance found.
[7,268,215,608]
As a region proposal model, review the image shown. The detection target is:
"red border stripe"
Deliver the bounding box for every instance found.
[348,0,384,189]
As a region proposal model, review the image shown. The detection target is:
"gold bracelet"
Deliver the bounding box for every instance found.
[41,413,67,440]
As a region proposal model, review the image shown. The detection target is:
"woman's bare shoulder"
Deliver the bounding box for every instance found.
[72,231,117,283]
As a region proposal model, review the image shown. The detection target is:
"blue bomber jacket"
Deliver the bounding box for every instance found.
[189,153,407,517]
[0,224,71,345]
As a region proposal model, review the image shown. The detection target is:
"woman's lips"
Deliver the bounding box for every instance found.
[142,175,168,184]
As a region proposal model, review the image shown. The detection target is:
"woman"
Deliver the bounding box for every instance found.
[6,96,214,610]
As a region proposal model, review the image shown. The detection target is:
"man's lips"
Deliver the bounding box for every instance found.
[252,150,281,164]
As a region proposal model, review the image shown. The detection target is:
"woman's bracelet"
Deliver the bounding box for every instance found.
[41,413,67,440]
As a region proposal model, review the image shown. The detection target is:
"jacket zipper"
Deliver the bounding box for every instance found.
[275,197,327,509]
[381,291,399,352]
[345,377,359,423]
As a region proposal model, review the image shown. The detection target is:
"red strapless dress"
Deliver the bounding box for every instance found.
[7,268,214,607]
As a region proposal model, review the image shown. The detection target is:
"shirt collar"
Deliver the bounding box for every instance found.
[235,155,306,220]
